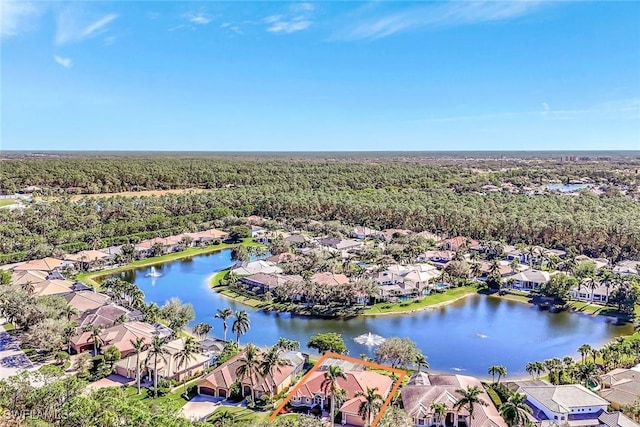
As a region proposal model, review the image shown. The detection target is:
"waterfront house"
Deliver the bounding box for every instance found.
[231,260,283,276]
[401,372,507,427]
[197,349,303,398]
[290,364,393,427]
[266,252,298,264]
[516,384,609,424]
[240,273,303,294]
[249,225,264,238]
[613,261,640,277]
[417,250,456,269]
[30,279,77,296]
[114,338,211,382]
[417,231,444,243]
[599,368,640,409]
[478,261,517,279]
[570,282,613,303]
[510,270,551,291]
[374,270,405,286]
[186,229,229,246]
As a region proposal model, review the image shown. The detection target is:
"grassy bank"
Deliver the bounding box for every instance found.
[77,238,263,288]
[362,286,477,315]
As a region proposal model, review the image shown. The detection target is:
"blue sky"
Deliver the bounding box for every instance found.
[2,0,639,151]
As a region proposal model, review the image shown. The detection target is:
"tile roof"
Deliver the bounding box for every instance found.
[11,270,49,285]
[311,272,349,287]
[520,385,609,413]
[598,412,640,427]
[402,373,507,427]
[64,250,110,262]
[33,279,75,296]
[64,291,110,313]
[13,257,65,272]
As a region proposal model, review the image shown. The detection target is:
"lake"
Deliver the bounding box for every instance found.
[114,249,632,378]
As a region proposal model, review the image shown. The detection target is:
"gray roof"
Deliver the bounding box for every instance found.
[598,412,640,427]
[521,385,609,413]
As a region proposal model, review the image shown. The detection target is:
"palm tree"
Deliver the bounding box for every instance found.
[488,365,507,383]
[576,362,598,387]
[175,336,198,396]
[231,310,250,346]
[499,392,532,427]
[356,386,384,427]
[453,386,488,427]
[89,326,103,355]
[21,281,35,295]
[63,323,77,354]
[525,362,536,379]
[578,344,592,364]
[470,263,482,281]
[431,402,448,427]
[215,308,233,342]
[62,305,79,321]
[321,365,347,427]
[235,343,261,401]
[415,354,429,372]
[489,260,501,276]
[148,335,169,398]
[130,337,148,395]
[259,346,286,397]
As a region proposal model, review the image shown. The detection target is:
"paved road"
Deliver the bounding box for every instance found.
[0,330,34,379]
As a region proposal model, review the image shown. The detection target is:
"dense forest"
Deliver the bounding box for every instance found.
[0,156,638,264]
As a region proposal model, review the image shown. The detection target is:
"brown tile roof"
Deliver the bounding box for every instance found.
[64,291,110,313]
[402,373,507,427]
[11,270,48,286]
[198,349,296,394]
[33,279,75,296]
[440,237,479,251]
[267,253,298,263]
[294,370,393,413]
[64,250,110,262]
[311,272,349,287]
[13,257,65,272]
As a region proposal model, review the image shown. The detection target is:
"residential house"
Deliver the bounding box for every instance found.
[283,233,311,246]
[231,260,283,276]
[240,273,303,294]
[70,321,159,355]
[614,261,640,277]
[12,257,65,273]
[75,303,143,330]
[401,372,507,427]
[576,255,610,270]
[598,412,639,427]
[417,231,444,243]
[31,279,77,296]
[478,261,516,279]
[517,384,610,424]
[197,348,303,398]
[114,338,211,382]
[504,246,526,263]
[186,229,229,246]
[12,270,49,286]
[99,245,124,257]
[317,238,362,251]
[417,250,456,269]
[310,272,349,287]
[599,368,640,409]
[373,271,405,286]
[64,250,112,270]
[571,282,614,303]
[351,226,382,240]
[64,291,111,314]
[510,270,551,291]
[380,228,412,242]
[440,237,479,252]
[266,252,298,264]
[249,225,264,238]
[290,363,393,427]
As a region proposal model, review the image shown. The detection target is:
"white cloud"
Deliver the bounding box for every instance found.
[264,3,314,34]
[267,19,312,34]
[414,99,640,123]
[335,1,546,40]
[104,35,116,46]
[53,55,72,68]
[1,0,40,38]
[184,12,212,25]
[55,10,118,45]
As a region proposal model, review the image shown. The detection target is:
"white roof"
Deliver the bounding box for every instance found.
[521,385,609,413]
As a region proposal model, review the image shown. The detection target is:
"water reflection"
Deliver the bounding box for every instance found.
[113,249,633,377]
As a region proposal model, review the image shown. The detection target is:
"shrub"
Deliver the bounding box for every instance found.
[147,377,171,397]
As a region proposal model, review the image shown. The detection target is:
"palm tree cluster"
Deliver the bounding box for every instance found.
[526,338,639,386]
[101,278,145,310]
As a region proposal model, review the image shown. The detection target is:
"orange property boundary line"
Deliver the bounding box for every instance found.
[270,352,406,427]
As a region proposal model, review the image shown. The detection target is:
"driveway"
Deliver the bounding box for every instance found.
[0,330,34,379]
[180,395,224,421]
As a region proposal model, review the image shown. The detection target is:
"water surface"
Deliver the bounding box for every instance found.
[115,249,631,378]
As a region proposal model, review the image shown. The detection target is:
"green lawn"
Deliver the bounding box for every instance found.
[2,323,15,332]
[78,238,264,288]
[0,199,16,207]
[363,286,476,315]
[209,269,230,287]
[123,384,190,412]
[208,405,267,423]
